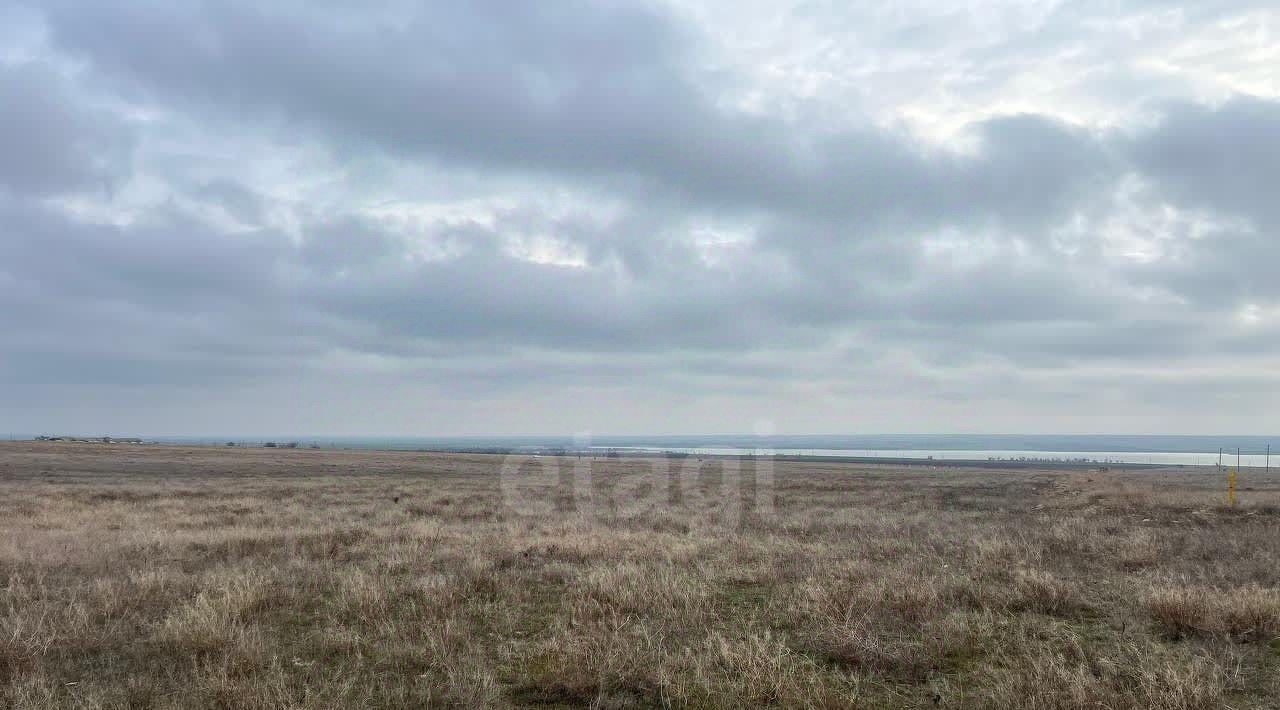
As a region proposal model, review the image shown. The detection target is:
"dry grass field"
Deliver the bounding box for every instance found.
[2,442,1279,709]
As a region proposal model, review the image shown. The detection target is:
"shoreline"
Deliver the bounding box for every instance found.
[2,438,1200,471]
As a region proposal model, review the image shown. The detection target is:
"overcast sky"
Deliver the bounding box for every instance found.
[2,1,1278,436]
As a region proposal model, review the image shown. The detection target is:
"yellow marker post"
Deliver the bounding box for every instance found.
[1226,468,1237,506]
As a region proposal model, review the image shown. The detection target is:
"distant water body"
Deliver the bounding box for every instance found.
[150,434,1276,467]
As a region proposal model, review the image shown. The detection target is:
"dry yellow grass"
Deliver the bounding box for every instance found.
[1,442,1278,708]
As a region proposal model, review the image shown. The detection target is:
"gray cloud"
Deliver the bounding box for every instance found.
[1131,98,1280,229]
[0,60,133,196]
[35,0,1113,233]
[2,0,1278,434]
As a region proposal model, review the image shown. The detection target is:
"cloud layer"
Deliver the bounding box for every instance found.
[2,0,1278,435]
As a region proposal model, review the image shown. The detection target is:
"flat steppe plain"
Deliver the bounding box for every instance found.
[2,442,1278,708]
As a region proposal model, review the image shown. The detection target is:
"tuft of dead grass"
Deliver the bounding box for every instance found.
[973,640,1238,710]
[1146,582,1280,642]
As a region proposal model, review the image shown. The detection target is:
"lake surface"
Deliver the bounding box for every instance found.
[147,434,1276,467]
[591,446,1272,467]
